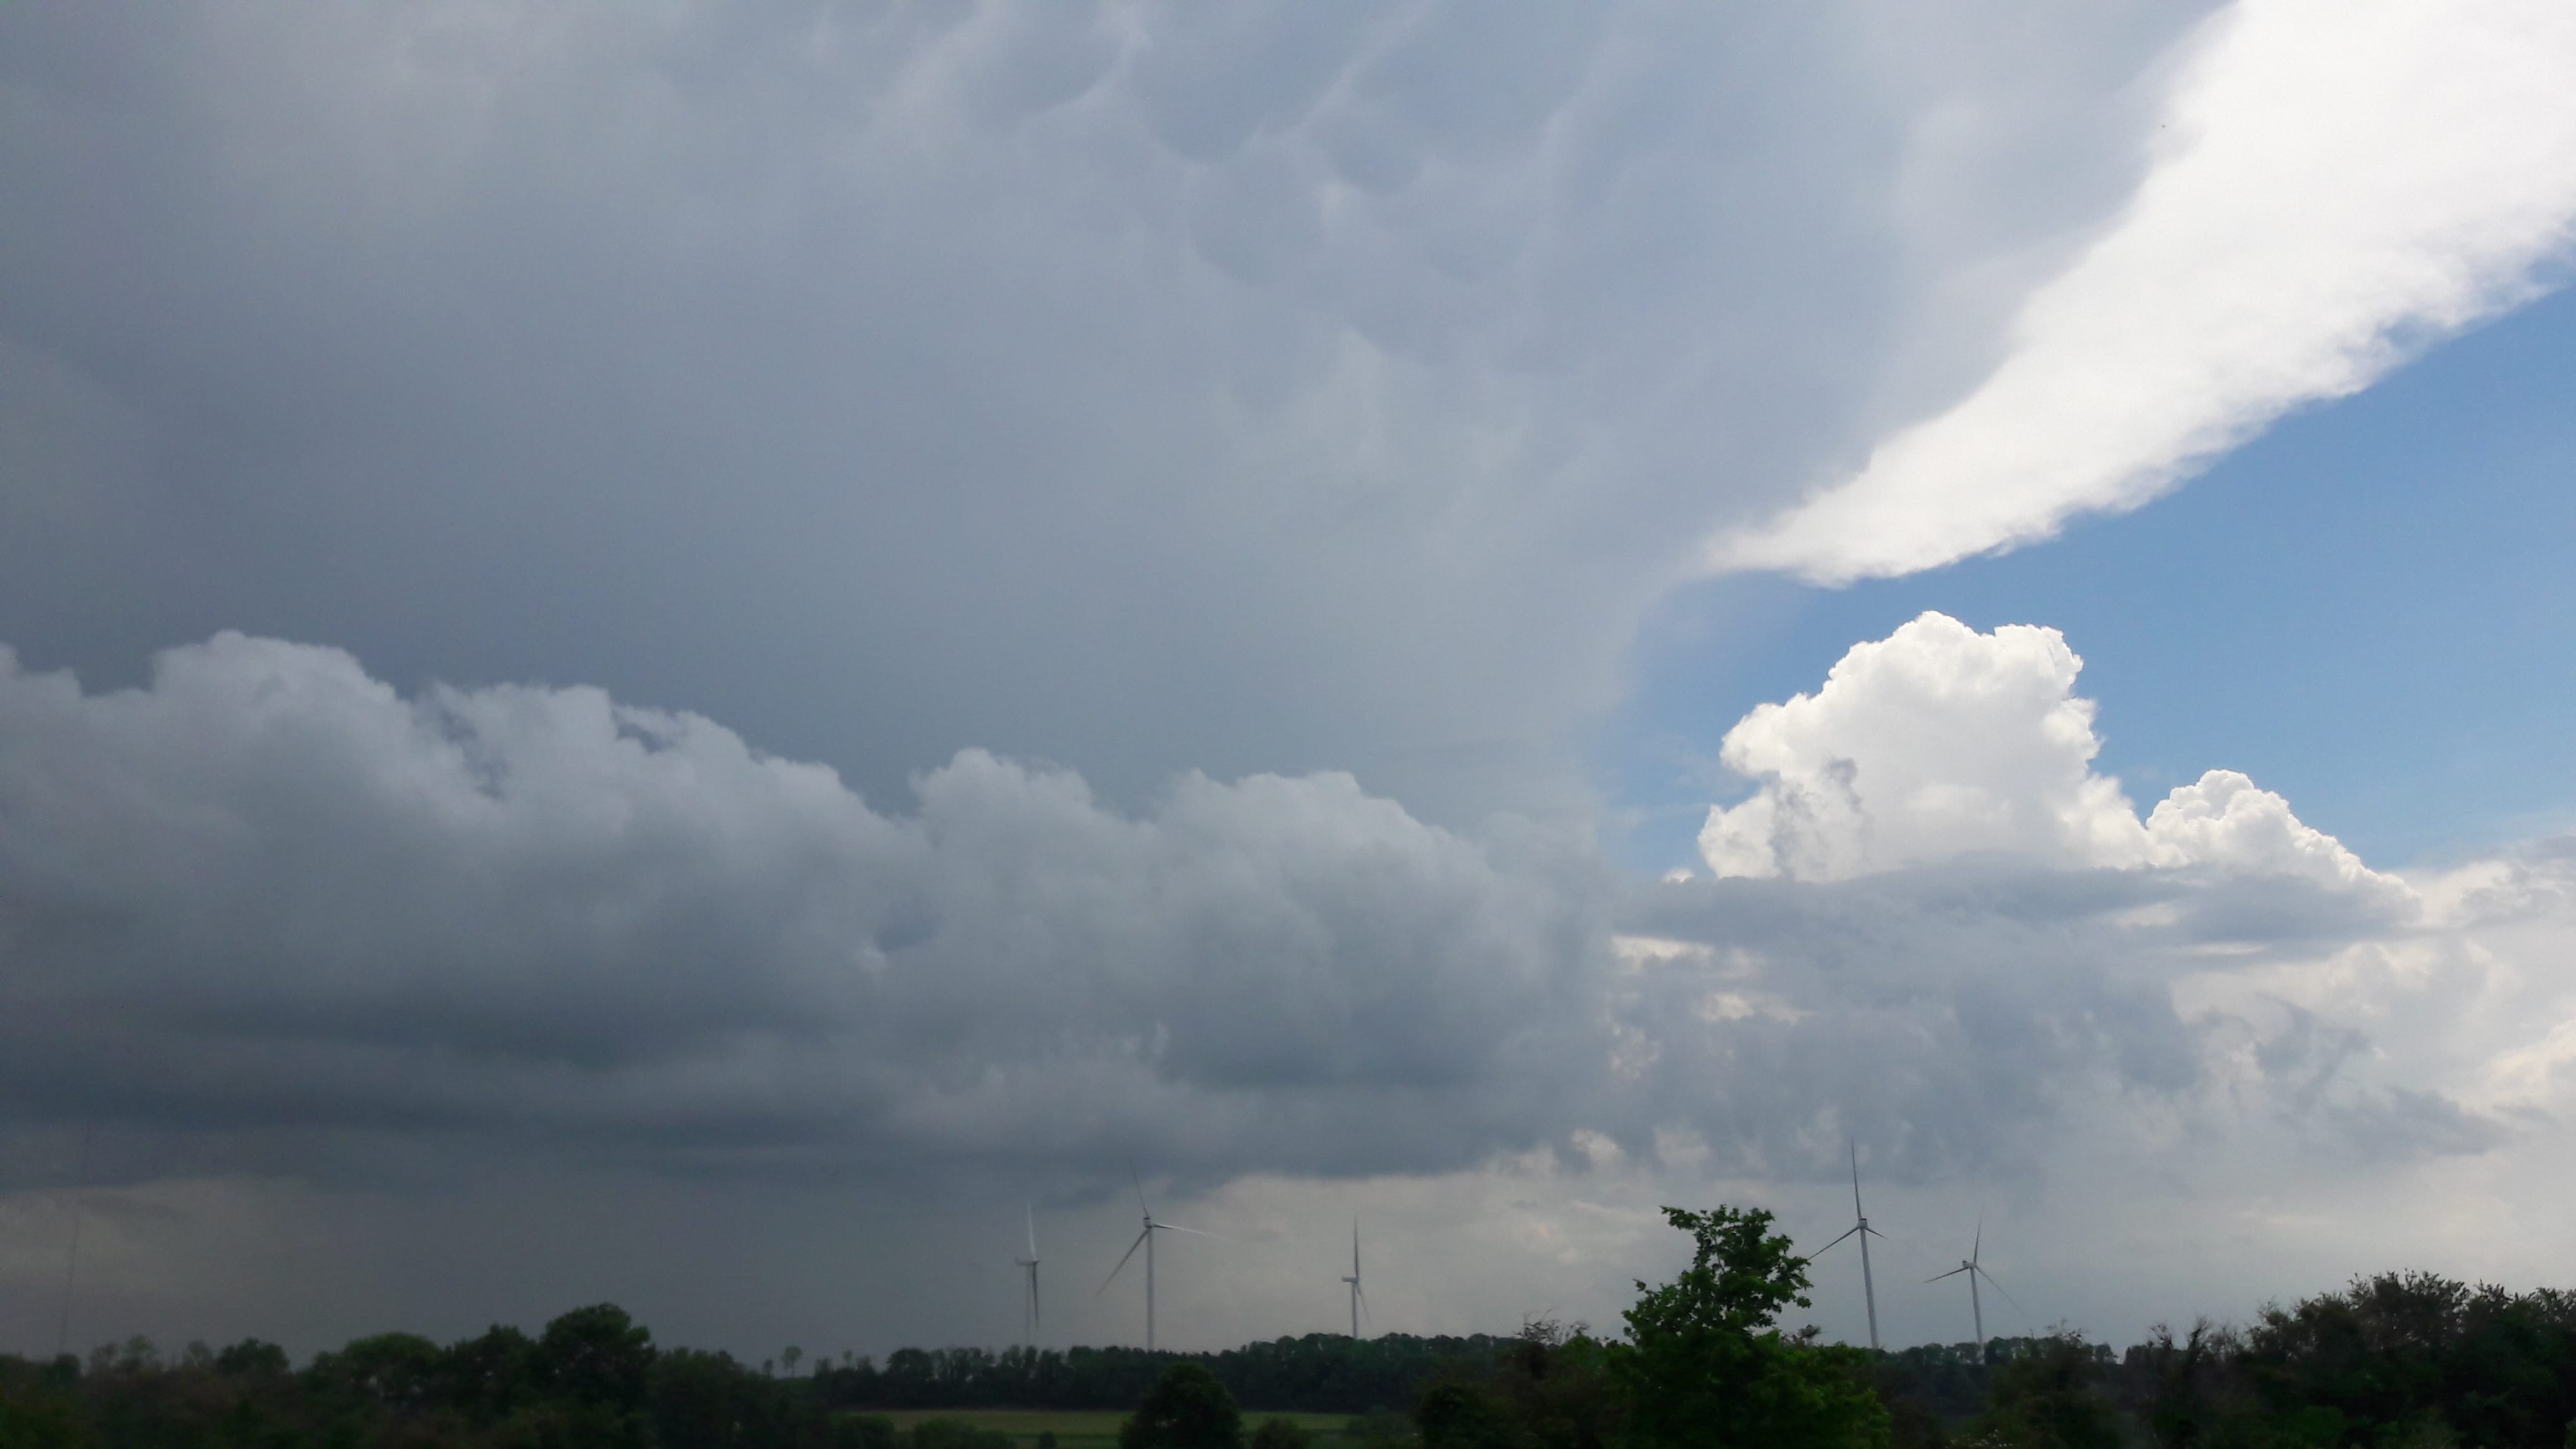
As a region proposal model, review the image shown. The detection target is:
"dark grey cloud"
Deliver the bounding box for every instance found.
[1,629,2555,1356]
[0,0,2218,830]
[0,635,1619,1185]
[26,0,2557,1356]
[0,633,2468,1198]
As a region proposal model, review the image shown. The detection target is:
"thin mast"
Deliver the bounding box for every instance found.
[1851,1146,1880,1353]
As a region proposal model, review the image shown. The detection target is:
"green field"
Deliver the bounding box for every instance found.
[876,1409,1356,1448]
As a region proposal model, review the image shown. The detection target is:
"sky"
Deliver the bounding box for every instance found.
[4,0,2576,1367]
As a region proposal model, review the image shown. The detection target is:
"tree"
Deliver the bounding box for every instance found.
[1489,1317,1617,1449]
[214,1339,292,1378]
[537,1304,656,1412]
[1613,1204,1890,1449]
[307,1331,445,1415]
[525,1304,658,1449]
[1417,1382,1519,1449]
[444,1323,539,1424]
[1122,1362,1246,1449]
[1964,1333,2123,1449]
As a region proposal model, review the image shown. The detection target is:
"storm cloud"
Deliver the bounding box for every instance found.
[0,0,2218,826]
[6,0,2576,1359]
[0,627,2523,1206]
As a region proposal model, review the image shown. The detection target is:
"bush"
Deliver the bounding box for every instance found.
[915,1417,1016,1449]
[838,1415,901,1449]
[1123,1363,1246,1449]
[1251,1417,1313,1449]
[1962,1332,2121,1449]
[1416,1383,1519,1449]
[1348,1406,1413,1448]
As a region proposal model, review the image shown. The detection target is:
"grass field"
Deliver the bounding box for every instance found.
[875,1408,1357,1448]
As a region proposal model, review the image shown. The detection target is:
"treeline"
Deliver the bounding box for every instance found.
[814,1335,1510,1414]
[1868,1271,2576,1445]
[0,1309,1500,1449]
[7,1228,2576,1447]
[0,1304,871,1449]
[1402,1262,2576,1448]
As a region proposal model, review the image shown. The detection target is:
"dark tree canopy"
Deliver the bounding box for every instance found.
[1121,1362,1246,1449]
[7,1254,2576,1449]
[1614,1204,1890,1449]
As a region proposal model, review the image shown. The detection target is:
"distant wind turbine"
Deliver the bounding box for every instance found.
[1342,1221,1367,1339]
[1926,1214,2023,1357]
[1811,1144,1884,1351]
[1098,1181,1207,1352]
[1015,1204,1042,1343]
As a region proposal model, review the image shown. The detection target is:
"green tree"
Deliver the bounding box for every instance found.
[536,1304,656,1413]
[214,1339,292,1378]
[521,1304,658,1449]
[1490,1317,1617,1449]
[1417,1382,1520,1449]
[0,1375,89,1449]
[308,1330,446,1415]
[1122,1362,1246,1449]
[1612,1204,1890,1449]
[446,1324,539,1424]
[1964,1334,2124,1449]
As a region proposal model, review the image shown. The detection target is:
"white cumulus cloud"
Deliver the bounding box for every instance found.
[1714,0,2576,582]
[1699,612,2402,907]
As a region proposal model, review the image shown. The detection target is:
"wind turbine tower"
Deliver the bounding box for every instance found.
[1813,1144,1884,1351]
[1926,1216,2022,1357]
[1015,1204,1042,1343]
[1100,1184,1206,1352]
[1342,1221,1367,1338]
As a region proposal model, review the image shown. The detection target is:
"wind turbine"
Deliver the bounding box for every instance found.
[1098,1183,1207,1352]
[1926,1214,2022,1357]
[1341,1221,1367,1339]
[1811,1144,1883,1351]
[1015,1204,1042,1343]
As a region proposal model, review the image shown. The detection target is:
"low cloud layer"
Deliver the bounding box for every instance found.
[0,635,1614,1183]
[1716,0,2576,581]
[7,625,2576,1351]
[2,626,2547,1199]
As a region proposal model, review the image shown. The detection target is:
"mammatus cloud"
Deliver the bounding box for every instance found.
[1714,0,2576,582]
[0,1,2222,826]
[1698,612,2402,905]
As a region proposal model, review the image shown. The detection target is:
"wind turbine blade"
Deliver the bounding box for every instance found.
[1354,1221,1362,1277]
[1926,1265,1971,1283]
[1028,1203,1039,1260]
[1133,1169,1150,1217]
[1813,1224,1863,1254]
[1099,1227,1151,1294]
[1356,1281,1368,1325]
[1850,1142,1865,1218]
[1976,1266,2027,1318]
[1972,1212,1983,1266]
[1157,1222,1213,1237]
